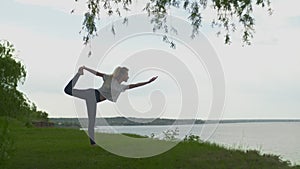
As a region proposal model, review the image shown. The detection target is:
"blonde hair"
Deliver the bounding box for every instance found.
[112,66,129,80]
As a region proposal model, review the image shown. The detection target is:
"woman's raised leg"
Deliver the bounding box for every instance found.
[64,73,93,100]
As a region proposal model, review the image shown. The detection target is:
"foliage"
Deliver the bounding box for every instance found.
[162,127,179,141]
[73,0,272,46]
[0,40,26,118]
[0,118,14,169]
[0,41,26,89]
[0,40,48,123]
[183,134,201,142]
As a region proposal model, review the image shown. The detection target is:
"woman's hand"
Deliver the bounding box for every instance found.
[148,76,158,83]
[128,76,158,89]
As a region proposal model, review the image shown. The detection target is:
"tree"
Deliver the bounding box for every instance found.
[0,41,26,90]
[74,0,272,45]
[0,40,25,118]
[0,40,48,122]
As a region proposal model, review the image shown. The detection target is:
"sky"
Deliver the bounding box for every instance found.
[0,0,300,119]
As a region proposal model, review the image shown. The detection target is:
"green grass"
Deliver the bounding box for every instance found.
[2,118,300,169]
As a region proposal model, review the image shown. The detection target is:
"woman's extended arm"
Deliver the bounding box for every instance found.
[81,66,105,77]
[128,76,158,89]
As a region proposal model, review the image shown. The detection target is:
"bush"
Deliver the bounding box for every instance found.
[183,134,201,142]
[162,127,179,141]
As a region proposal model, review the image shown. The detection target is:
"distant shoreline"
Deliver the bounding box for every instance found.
[50,117,300,127]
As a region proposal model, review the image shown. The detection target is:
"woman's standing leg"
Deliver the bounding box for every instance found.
[64,72,98,145]
[86,97,97,145]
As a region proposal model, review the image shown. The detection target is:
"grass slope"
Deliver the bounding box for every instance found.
[3,118,300,169]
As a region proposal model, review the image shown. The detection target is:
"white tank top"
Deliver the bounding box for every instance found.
[98,74,128,102]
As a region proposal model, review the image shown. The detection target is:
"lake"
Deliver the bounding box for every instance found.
[93,122,300,164]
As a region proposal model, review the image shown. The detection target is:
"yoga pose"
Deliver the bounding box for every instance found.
[64,66,158,145]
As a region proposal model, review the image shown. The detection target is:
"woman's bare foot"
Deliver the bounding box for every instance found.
[78,66,84,75]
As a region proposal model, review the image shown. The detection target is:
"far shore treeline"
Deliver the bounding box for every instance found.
[51,117,300,128]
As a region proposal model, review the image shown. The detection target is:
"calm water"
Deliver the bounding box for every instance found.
[94,122,300,164]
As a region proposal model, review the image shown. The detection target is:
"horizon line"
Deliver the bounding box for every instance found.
[49,116,300,121]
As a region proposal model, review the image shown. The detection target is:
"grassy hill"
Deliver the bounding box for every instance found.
[1,117,299,169]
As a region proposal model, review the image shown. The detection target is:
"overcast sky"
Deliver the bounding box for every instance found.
[1,0,299,119]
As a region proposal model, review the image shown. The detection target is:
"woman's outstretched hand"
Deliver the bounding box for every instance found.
[148,76,158,83]
[128,76,158,89]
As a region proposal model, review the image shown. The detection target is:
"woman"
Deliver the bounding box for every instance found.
[64,66,158,145]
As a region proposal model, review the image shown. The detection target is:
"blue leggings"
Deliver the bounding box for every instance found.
[64,73,105,145]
